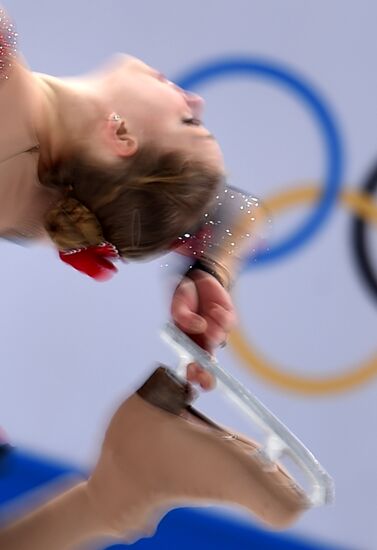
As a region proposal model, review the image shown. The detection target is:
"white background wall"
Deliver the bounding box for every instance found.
[1,1,377,548]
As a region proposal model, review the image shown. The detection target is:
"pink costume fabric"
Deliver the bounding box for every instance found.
[0,8,58,242]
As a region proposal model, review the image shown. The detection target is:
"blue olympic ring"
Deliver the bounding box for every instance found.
[175,57,344,268]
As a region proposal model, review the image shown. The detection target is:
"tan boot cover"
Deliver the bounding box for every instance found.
[87,367,308,540]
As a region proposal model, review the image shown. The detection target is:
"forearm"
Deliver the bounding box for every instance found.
[0,481,111,550]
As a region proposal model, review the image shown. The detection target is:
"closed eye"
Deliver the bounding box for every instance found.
[182,117,202,126]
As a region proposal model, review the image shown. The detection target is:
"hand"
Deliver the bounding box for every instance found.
[171,270,237,390]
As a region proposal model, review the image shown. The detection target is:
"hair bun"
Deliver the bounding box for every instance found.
[44,197,105,250]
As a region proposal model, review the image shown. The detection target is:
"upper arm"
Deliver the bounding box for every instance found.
[0,7,40,164]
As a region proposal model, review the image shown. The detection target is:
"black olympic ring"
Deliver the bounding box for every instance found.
[351,162,377,302]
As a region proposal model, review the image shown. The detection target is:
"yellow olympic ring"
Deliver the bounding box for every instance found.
[229,184,377,395]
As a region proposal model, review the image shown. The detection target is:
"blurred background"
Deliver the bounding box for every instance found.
[1,1,376,549]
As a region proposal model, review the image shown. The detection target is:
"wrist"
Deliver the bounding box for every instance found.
[185,258,232,290]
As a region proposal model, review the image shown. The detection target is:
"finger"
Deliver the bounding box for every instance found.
[187,363,201,382]
[190,361,216,391]
[204,323,227,347]
[200,313,230,346]
[187,363,216,391]
[187,355,215,379]
[197,370,216,391]
[171,297,207,333]
[204,281,234,312]
[178,312,208,334]
[207,304,237,333]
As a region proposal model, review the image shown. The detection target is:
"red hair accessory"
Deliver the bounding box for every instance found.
[59,242,121,282]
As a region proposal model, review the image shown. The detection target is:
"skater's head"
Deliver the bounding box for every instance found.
[37,55,225,259]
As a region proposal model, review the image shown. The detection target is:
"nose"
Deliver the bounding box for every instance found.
[184,90,204,111]
[184,91,205,118]
[168,80,205,119]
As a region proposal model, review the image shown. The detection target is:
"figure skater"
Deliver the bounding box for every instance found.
[0,8,309,550]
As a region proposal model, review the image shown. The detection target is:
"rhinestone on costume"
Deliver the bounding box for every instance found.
[194,186,268,260]
[0,9,18,81]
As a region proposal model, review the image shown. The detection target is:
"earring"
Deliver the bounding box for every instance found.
[110,113,121,122]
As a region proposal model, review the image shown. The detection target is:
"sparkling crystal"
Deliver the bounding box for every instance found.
[0,9,17,81]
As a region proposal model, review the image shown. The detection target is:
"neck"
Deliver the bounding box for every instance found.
[33,73,106,172]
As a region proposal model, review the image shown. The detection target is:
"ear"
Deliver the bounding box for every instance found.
[105,115,138,158]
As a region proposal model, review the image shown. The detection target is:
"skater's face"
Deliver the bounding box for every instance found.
[92,55,225,171]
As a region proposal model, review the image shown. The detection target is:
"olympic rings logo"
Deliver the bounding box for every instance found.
[176,57,377,396]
